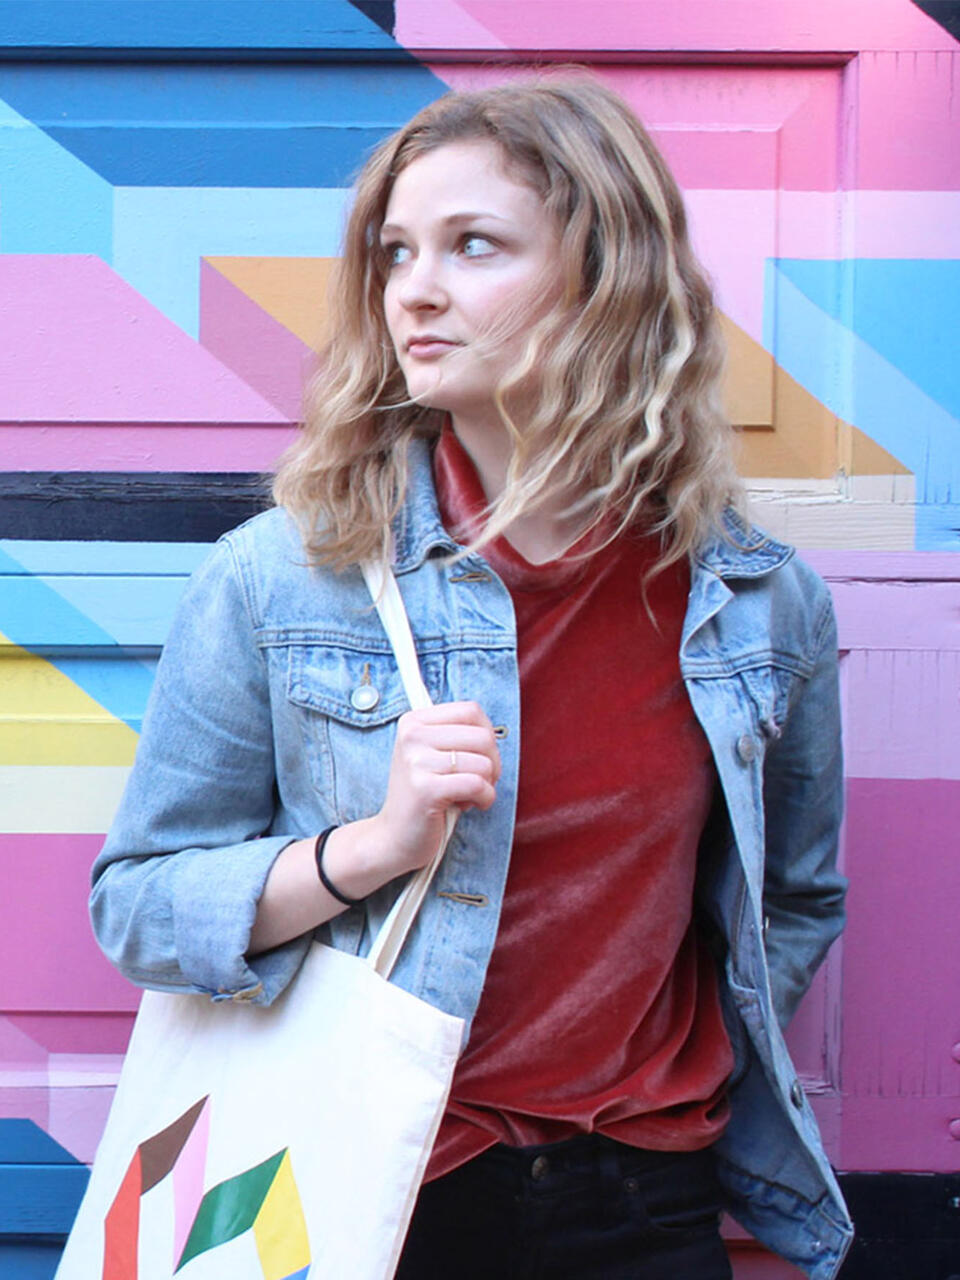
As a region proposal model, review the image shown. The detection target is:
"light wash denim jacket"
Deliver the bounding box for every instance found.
[91,438,852,1278]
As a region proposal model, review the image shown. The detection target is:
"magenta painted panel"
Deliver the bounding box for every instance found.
[1,424,297,472]
[857,50,960,191]
[0,256,286,427]
[199,261,313,421]
[397,0,955,56]
[48,1083,118,1164]
[0,834,139,1012]
[434,65,843,190]
[843,649,960,783]
[841,778,960,1171]
[827,581,960,652]
[804,552,960,581]
[840,1097,960,1173]
[5,1012,134,1055]
[0,1015,47,1067]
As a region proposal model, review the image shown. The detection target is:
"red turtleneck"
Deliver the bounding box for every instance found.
[426,426,733,1181]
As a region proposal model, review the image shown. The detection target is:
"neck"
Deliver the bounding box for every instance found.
[449,413,591,565]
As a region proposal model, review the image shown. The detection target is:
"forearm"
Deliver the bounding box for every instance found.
[248,819,392,954]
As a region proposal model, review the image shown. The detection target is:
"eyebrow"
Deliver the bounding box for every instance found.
[379,211,510,239]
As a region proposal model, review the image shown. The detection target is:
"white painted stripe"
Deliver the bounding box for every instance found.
[0,766,130,833]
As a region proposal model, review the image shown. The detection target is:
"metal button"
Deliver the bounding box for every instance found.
[624,1176,639,1193]
[350,684,380,712]
[790,1080,805,1109]
[530,1155,550,1181]
[736,734,757,764]
[232,983,263,1003]
[493,725,509,740]
[949,1119,960,1141]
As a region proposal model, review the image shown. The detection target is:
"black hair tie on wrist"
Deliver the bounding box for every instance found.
[314,827,362,907]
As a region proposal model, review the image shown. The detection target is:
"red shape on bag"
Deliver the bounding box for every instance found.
[103,1146,142,1280]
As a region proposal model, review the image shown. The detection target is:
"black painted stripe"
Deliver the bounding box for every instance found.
[0,473,271,541]
[836,1171,960,1279]
[910,0,960,37]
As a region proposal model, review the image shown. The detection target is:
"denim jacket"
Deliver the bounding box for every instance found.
[91,438,852,1278]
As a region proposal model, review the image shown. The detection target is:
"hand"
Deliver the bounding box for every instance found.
[250,702,501,951]
[327,702,501,894]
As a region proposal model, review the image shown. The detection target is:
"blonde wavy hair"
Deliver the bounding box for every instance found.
[273,76,742,572]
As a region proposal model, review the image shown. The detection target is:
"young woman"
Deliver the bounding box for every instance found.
[91,80,852,1279]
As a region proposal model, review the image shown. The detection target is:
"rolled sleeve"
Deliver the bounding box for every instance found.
[90,535,309,1005]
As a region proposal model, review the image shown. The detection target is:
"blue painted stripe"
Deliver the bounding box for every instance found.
[0,541,213,577]
[776,259,960,419]
[0,96,111,258]
[0,0,398,52]
[0,61,445,187]
[0,547,162,727]
[764,264,960,514]
[0,1120,85,1165]
[0,1120,87,1239]
[45,124,399,188]
[0,576,188,649]
[914,503,960,552]
[0,1239,66,1279]
[112,185,351,335]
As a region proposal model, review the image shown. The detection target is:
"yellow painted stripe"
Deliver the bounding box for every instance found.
[252,1151,311,1280]
[0,766,131,833]
[0,633,138,766]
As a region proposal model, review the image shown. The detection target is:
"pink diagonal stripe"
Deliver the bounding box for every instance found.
[172,1097,211,1265]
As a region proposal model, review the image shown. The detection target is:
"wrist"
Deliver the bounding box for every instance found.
[318,818,388,904]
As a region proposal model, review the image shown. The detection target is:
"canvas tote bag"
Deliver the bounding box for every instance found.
[57,560,464,1280]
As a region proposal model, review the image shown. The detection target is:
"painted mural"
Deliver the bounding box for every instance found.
[1,2,958,1275]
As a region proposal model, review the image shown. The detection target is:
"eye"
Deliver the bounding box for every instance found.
[383,242,411,268]
[461,234,495,259]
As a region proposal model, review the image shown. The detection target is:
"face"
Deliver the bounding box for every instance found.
[380,140,563,434]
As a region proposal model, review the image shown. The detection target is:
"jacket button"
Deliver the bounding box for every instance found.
[736,734,757,763]
[530,1155,550,1180]
[493,725,509,740]
[790,1079,805,1109]
[949,1119,960,1141]
[350,684,380,712]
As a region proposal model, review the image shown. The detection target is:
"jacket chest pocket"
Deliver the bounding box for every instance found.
[286,643,448,823]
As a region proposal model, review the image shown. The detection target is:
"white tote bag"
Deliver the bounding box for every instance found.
[57,561,463,1280]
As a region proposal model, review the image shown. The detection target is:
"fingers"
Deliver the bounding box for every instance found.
[395,704,502,783]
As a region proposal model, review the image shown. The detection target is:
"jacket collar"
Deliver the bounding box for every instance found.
[392,435,794,581]
[391,436,458,573]
[694,509,794,580]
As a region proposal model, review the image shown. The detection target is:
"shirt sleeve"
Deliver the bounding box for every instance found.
[761,585,848,1029]
[89,534,312,1006]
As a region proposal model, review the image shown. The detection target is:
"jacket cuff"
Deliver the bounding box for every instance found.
[172,835,310,1005]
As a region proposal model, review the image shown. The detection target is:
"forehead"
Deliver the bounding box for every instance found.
[383,140,542,223]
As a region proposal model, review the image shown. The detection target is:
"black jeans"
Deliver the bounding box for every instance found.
[395,1135,733,1280]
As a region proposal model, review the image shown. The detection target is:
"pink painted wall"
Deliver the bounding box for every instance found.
[2,3,959,1276]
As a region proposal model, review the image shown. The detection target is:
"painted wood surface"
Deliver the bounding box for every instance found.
[1,3,958,1277]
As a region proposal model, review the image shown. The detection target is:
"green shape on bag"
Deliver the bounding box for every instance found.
[175,1148,286,1271]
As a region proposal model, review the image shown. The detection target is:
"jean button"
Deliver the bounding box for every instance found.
[530,1155,550,1181]
[624,1176,640,1193]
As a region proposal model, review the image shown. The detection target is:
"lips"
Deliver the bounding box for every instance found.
[405,335,461,358]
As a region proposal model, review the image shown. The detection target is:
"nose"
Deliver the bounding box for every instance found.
[397,251,448,312]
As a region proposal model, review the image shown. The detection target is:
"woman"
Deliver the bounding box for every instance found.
[91,79,852,1278]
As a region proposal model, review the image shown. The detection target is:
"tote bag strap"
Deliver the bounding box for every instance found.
[360,558,458,981]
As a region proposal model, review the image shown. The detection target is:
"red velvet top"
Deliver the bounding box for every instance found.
[426,427,733,1181]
